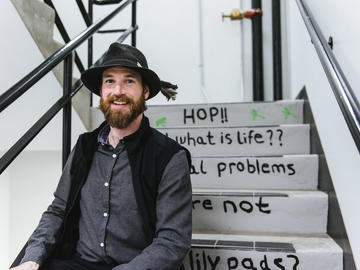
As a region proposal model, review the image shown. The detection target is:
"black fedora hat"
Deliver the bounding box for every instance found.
[81,42,162,99]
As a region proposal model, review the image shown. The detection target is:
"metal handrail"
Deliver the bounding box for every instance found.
[0,80,82,175]
[0,25,136,175]
[76,0,92,27]
[296,0,360,152]
[0,0,135,113]
[94,0,124,5]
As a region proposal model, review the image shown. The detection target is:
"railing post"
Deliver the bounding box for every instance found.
[88,0,94,106]
[252,0,264,101]
[272,0,283,100]
[131,0,137,46]
[63,54,72,168]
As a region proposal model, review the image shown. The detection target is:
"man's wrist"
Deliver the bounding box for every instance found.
[22,261,39,270]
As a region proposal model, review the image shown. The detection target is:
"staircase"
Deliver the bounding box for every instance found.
[145,100,343,270]
[9,1,344,268]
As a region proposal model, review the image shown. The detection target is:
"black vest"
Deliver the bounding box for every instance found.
[55,116,191,258]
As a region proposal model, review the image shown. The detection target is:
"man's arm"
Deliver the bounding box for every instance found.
[11,150,75,268]
[114,150,192,270]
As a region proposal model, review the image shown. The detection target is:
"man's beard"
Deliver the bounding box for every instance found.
[99,93,147,129]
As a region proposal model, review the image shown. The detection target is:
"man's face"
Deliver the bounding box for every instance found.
[99,66,150,129]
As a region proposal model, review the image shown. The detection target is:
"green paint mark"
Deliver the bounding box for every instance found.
[156,117,167,127]
[282,107,296,119]
[251,109,265,120]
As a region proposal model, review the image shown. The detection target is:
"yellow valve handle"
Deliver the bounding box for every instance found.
[222,8,263,22]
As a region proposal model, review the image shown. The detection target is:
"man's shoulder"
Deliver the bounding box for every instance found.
[147,126,182,153]
[147,127,191,167]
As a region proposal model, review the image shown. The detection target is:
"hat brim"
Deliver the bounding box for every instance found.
[81,63,161,100]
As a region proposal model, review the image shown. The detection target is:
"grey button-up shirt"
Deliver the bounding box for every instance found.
[21,124,192,270]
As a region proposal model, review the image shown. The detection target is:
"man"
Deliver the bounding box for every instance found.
[11,43,192,270]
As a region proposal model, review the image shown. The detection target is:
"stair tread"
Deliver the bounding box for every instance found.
[149,100,304,107]
[157,123,309,129]
[192,188,327,197]
[146,100,304,127]
[191,232,342,253]
[191,153,318,157]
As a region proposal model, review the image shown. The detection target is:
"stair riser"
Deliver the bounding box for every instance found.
[158,125,310,156]
[191,156,318,190]
[192,193,327,234]
[147,101,303,127]
[183,248,342,270]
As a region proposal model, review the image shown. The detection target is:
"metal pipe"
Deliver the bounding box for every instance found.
[62,55,72,168]
[98,29,127,33]
[251,0,264,101]
[0,80,83,175]
[131,1,137,46]
[272,0,283,100]
[296,0,360,151]
[88,0,94,106]
[0,0,135,113]
[76,0,92,26]
[93,0,123,5]
[116,25,138,44]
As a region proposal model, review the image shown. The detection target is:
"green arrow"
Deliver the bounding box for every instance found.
[156,117,167,127]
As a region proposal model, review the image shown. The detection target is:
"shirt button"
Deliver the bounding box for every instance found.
[104,182,109,187]
[103,212,108,217]
[112,154,117,158]
[100,242,104,247]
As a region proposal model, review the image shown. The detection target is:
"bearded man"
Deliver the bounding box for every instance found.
[11,43,192,270]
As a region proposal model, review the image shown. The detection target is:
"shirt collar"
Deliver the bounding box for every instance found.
[98,124,110,144]
[97,115,150,145]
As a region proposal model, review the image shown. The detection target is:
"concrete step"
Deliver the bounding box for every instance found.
[158,124,310,156]
[190,155,318,190]
[185,232,342,270]
[192,189,327,234]
[146,100,303,127]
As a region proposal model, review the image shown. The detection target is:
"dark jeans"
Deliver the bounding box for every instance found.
[40,254,116,270]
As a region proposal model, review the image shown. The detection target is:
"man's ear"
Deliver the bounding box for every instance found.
[144,85,150,99]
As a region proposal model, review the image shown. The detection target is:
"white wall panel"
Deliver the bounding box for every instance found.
[8,151,62,264]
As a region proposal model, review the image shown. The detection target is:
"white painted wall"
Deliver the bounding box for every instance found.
[286,0,360,267]
[8,151,62,264]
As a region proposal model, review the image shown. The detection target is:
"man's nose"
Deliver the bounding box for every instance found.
[113,82,125,95]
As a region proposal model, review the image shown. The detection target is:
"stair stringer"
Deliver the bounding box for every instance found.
[299,87,356,270]
[10,0,92,131]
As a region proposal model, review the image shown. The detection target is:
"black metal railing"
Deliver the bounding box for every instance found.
[296,0,360,153]
[44,0,86,73]
[0,0,138,174]
[252,0,264,101]
[252,0,283,101]
[94,0,124,5]
[272,0,283,100]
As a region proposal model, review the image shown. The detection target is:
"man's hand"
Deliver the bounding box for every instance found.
[10,261,39,270]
